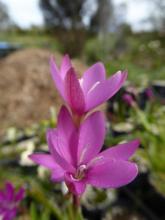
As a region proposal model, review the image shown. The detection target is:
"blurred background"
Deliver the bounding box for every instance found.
[0,0,165,219]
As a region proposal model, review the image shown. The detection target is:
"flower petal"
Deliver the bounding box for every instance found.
[81,62,105,94]
[51,170,65,182]
[57,106,73,133]
[4,208,17,220]
[29,153,57,169]
[87,158,138,188]
[86,71,127,111]
[78,111,105,164]
[57,106,75,149]
[50,56,65,99]
[5,182,14,201]
[46,129,75,173]
[60,54,72,79]
[48,129,78,167]
[15,187,25,202]
[29,153,65,182]
[64,67,85,115]
[99,139,140,160]
[57,106,78,165]
[51,169,65,182]
[0,191,5,201]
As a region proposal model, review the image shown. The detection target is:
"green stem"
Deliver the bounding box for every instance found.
[29,181,63,220]
[69,194,84,220]
[73,194,80,208]
[133,106,152,132]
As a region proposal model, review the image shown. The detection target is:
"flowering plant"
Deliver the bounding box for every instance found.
[0,182,25,220]
[30,54,139,216]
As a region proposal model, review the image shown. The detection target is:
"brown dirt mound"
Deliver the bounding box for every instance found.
[0,48,87,136]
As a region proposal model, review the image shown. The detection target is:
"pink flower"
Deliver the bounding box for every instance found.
[122,93,135,107]
[30,106,139,196]
[50,55,127,115]
[145,87,154,99]
[0,182,25,220]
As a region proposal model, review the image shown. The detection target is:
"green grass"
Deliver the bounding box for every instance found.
[105,60,165,86]
[0,30,61,52]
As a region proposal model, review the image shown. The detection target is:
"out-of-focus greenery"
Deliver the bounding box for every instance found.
[84,31,165,84]
[0,29,61,51]
[0,28,88,56]
[133,104,165,196]
[105,88,165,197]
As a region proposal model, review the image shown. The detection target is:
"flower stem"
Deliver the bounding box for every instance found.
[69,194,84,220]
[73,194,80,208]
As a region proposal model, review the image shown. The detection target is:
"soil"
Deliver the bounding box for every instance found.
[0,48,87,137]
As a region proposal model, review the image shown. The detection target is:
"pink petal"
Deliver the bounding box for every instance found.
[64,67,85,115]
[86,71,127,111]
[5,208,17,220]
[65,173,86,195]
[57,106,79,165]
[48,121,78,167]
[57,106,73,134]
[60,54,72,79]
[78,111,105,164]
[0,191,5,201]
[87,158,138,188]
[81,62,105,94]
[47,128,70,162]
[29,153,66,182]
[50,56,65,100]
[46,129,75,173]
[29,153,58,169]
[51,171,65,182]
[57,106,75,144]
[5,182,14,201]
[68,129,79,166]
[99,139,140,160]
[57,106,76,153]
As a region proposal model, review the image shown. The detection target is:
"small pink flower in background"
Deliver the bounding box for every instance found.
[122,93,135,107]
[145,87,154,100]
[0,182,25,220]
[30,106,139,196]
[50,55,127,115]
